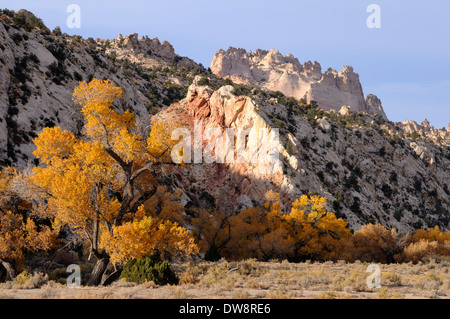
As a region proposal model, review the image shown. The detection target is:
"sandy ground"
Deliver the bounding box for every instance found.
[0,259,448,299]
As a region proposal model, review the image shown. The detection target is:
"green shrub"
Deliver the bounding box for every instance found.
[73,71,83,82]
[197,76,210,86]
[120,253,179,285]
[344,172,360,191]
[232,83,253,96]
[163,84,187,106]
[377,146,386,157]
[381,184,393,199]
[48,61,67,78]
[13,11,48,32]
[11,33,23,44]
[52,26,62,36]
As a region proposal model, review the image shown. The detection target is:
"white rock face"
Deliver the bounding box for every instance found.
[211,47,388,119]
[317,118,332,132]
[400,119,450,147]
[339,105,352,117]
[1,13,448,233]
[0,18,199,167]
[157,78,450,232]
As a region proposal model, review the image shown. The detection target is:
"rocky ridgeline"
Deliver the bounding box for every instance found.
[0,10,205,167]
[398,119,450,146]
[0,10,448,231]
[156,75,450,232]
[100,32,200,72]
[210,47,388,120]
[210,47,450,148]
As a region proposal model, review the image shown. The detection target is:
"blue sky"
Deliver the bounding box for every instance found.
[3,0,450,129]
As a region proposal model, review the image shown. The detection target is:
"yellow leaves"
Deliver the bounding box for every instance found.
[190,208,232,256]
[264,189,280,204]
[0,211,26,262]
[341,224,449,263]
[31,132,118,227]
[142,186,185,225]
[0,210,58,263]
[410,225,449,257]
[32,127,77,165]
[72,77,181,167]
[73,78,122,109]
[74,78,143,164]
[0,166,59,263]
[0,166,18,188]
[412,226,449,244]
[205,191,350,261]
[74,79,179,166]
[24,218,59,252]
[283,195,350,261]
[101,206,199,265]
[30,78,198,266]
[147,120,181,163]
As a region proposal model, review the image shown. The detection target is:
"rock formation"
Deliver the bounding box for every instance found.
[399,119,450,147]
[0,13,202,167]
[155,76,450,232]
[210,47,388,119]
[0,10,448,232]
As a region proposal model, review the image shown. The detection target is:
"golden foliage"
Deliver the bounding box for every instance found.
[402,240,439,264]
[142,186,186,225]
[0,167,58,264]
[193,192,351,262]
[410,226,449,256]
[283,194,350,261]
[343,224,398,263]
[190,208,231,254]
[30,78,197,266]
[101,206,198,264]
[0,210,58,263]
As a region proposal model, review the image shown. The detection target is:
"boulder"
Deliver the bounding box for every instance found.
[318,118,332,132]
[339,105,352,117]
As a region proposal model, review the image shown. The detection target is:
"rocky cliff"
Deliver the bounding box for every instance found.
[0,10,448,232]
[210,47,388,119]
[0,10,204,167]
[155,76,450,232]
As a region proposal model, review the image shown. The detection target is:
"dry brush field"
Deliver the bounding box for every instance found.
[0,258,448,299]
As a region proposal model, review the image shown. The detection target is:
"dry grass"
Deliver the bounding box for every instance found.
[0,258,448,299]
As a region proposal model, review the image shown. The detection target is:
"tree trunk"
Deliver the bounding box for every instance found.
[88,256,110,286]
[102,268,121,286]
[0,260,15,282]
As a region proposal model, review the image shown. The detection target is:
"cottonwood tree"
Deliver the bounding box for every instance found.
[191,208,233,260]
[0,167,58,279]
[204,191,350,261]
[282,194,350,261]
[407,226,450,258]
[343,223,408,263]
[30,79,197,286]
[225,190,292,261]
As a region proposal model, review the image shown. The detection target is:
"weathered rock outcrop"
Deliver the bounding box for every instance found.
[211,47,388,119]
[399,119,450,147]
[0,14,202,167]
[157,76,285,212]
[0,10,448,233]
[156,76,450,232]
